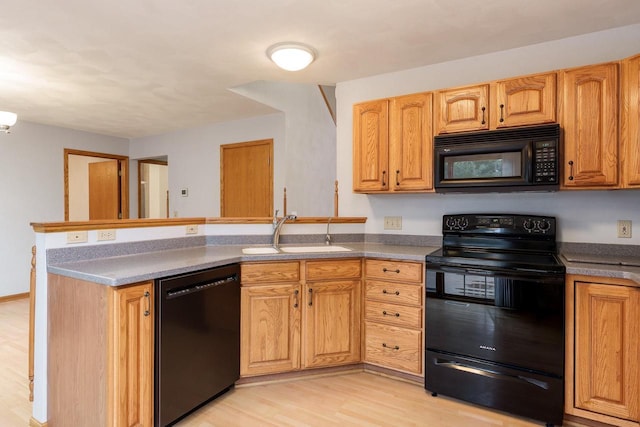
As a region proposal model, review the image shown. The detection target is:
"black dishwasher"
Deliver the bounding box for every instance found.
[155,263,240,426]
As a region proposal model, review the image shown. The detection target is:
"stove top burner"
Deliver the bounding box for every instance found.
[426,247,565,274]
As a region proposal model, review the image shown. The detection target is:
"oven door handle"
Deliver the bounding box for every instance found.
[434,358,549,390]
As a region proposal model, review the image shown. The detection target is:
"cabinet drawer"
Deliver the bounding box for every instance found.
[365,259,423,283]
[365,280,422,306]
[241,262,300,284]
[365,300,422,329]
[365,322,422,374]
[306,259,361,281]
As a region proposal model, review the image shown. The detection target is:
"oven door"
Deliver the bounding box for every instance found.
[425,262,564,376]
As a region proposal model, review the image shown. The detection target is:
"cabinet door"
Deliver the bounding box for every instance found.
[622,54,640,188]
[353,99,389,192]
[109,281,154,427]
[561,62,619,188]
[240,284,301,376]
[303,280,361,368]
[435,84,489,134]
[389,92,433,191]
[575,282,640,421]
[493,72,556,128]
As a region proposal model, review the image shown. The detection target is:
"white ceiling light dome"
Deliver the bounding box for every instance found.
[0,111,17,133]
[267,42,317,71]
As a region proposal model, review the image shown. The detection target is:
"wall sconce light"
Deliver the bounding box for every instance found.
[267,42,316,71]
[0,111,17,133]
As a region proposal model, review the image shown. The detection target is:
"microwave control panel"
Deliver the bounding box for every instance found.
[533,140,557,183]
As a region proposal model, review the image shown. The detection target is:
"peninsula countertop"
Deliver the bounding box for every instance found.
[47,243,439,286]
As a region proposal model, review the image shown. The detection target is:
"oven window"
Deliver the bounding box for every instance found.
[444,273,495,300]
[444,152,521,180]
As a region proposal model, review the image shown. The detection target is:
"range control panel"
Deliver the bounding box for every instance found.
[443,214,556,236]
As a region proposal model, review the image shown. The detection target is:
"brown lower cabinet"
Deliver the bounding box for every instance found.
[48,274,153,427]
[363,259,424,376]
[566,274,640,427]
[240,259,361,377]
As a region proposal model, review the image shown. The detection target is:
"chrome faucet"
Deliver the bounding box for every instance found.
[325,217,332,245]
[272,214,297,249]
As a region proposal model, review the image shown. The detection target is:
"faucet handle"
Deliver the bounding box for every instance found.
[274,209,279,218]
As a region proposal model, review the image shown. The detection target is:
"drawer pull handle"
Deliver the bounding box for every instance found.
[382,343,400,350]
[382,289,400,296]
[382,310,400,317]
[382,268,400,274]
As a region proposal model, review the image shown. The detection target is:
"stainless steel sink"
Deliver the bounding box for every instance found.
[241,245,352,255]
[241,247,280,255]
[279,245,352,253]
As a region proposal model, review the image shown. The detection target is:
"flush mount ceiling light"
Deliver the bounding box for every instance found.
[0,111,17,133]
[267,42,316,71]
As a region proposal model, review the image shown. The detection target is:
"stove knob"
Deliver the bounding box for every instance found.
[537,220,551,233]
[460,218,469,230]
[523,219,534,232]
[445,217,456,230]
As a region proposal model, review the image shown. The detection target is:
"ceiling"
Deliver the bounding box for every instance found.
[2,0,640,139]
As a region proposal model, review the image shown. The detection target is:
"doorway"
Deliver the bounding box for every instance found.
[64,149,129,221]
[220,139,273,217]
[138,159,169,218]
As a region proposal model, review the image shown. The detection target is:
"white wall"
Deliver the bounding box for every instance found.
[0,121,128,297]
[230,81,337,216]
[336,24,640,245]
[130,114,286,217]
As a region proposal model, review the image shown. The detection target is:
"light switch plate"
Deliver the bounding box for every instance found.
[384,216,402,230]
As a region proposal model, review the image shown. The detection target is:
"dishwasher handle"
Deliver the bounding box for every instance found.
[165,274,238,299]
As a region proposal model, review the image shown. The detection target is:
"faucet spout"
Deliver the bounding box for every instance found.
[272,214,296,249]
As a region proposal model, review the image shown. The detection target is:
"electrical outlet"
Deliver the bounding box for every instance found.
[66,231,88,243]
[384,216,402,230]
[617,220,632,238]
[186,225,198,234]
[97,229,116,241]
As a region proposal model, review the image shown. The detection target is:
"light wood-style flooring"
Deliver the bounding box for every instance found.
[0,297,588,427]
[0,298,33,426]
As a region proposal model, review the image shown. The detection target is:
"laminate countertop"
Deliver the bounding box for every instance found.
[47,242,640,288]
[47,243,439,287]
[561,252,640,285]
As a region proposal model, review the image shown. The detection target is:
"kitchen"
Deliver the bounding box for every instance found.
[2,2,640,427]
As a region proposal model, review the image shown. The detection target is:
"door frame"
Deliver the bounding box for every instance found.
[137,159,169,219]
[64,149,130,221]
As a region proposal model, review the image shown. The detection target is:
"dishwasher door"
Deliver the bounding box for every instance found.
[155,263,240,426]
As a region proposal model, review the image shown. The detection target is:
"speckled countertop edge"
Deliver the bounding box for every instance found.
[47,243,440,286]
[561,253,640,285]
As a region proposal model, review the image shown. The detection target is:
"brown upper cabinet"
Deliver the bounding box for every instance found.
[622,54,640,188]
[559,62,619,189]
[434,72,556,134]
[353,93,433,193]
[491,72,557,129]
[435,84,489,134]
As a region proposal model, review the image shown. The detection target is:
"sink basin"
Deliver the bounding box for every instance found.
[241,247,280,255]
[279,245,352,253]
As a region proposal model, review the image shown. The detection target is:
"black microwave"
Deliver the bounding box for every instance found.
[434,124,560,193]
